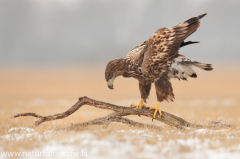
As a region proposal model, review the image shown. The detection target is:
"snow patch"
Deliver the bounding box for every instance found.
[0,127,64,141]
[2,128,240,159]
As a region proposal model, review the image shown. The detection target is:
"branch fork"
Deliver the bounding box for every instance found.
[12,96,236,130]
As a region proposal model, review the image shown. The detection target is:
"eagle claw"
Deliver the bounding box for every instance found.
[131,99,146,109]
[149,102,162,119]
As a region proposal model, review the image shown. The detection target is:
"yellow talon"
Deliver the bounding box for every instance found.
[131,99,146,109]
[149,102,162,118]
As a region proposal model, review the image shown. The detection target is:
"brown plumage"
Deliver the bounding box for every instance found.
[105,14,213,111]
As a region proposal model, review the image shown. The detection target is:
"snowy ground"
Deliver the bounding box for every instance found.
[1,127,240,159]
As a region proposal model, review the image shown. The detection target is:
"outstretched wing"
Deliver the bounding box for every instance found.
[141,13,207,77]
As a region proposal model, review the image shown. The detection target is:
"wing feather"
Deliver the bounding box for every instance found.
[168,54,213,80]
[141,13,207,77]
[125,41,148,63]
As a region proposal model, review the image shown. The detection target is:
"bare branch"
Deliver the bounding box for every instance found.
[64,115,162,131]
[12,96,236,130]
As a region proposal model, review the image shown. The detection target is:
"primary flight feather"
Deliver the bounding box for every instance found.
[105,13,213,119]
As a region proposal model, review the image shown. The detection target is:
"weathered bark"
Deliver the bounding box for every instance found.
[63,112,162,131]
[12,96,237,130]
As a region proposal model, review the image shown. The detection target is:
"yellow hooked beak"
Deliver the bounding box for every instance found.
[107,78,114,89]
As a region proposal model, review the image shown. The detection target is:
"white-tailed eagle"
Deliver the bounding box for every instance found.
[105,13,213,119]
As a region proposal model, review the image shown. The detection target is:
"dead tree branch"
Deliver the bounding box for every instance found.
[12,96,236,130]
[64,112,162,131]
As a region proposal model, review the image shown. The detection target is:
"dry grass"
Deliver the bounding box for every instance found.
[0,65,240,158]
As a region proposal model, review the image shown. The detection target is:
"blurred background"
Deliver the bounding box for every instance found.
[1,0,240,66]
[0,0,240,120]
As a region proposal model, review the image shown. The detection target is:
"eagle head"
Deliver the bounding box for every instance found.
[105,59,124,90]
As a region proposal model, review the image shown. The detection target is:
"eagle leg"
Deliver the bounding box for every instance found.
[149,102,162,118]
[131,99,146,109]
